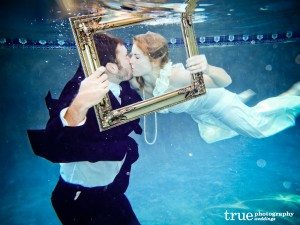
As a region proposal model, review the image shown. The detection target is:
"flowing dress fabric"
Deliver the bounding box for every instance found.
[153,62,300,143]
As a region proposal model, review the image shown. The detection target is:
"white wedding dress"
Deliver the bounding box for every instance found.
[153,62,300,143]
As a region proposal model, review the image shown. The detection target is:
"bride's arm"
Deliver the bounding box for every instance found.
[169,55,232,89]
[186,55,232,88]
[169,64,232,89]
[203,65,232,88]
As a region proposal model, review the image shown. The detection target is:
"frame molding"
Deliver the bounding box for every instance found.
[69,0,205,131]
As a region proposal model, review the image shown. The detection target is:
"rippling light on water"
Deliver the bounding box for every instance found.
[142,14,207,26]
[204,194,300,211]
[54,1,210,26]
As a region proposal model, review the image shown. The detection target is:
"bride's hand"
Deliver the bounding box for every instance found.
[186,55,208,74]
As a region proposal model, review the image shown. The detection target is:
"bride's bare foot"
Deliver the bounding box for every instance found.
[279,82,300,96]
[238,89,256,103]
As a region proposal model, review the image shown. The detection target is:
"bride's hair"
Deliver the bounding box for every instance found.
[133,32,169,89]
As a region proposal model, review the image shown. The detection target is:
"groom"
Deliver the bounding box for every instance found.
[28,33,143,225]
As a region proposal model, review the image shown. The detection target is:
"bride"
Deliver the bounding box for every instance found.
[127,31,300,143]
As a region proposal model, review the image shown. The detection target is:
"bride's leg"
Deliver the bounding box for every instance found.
[237,89,256,103]
[218,102,267,138]
[279,81,300,96]
[217,94,300,139]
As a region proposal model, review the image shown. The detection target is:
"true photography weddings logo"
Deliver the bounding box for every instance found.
[224,210,294,222]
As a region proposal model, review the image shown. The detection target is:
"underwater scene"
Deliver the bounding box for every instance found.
[0,0,300,224]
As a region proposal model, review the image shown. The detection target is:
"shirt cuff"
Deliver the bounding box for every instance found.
[60,107,87,127]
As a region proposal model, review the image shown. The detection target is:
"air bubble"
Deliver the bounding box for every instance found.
[265,65,272,71]
[283,181,291,189]
[256,159,266,168]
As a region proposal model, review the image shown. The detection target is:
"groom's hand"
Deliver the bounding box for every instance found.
[65,67,109,126]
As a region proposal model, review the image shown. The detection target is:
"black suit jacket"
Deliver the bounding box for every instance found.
[27,65,143,193]
[27,66,142,194]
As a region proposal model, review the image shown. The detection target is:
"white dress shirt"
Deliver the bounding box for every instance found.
[59,82,127,187]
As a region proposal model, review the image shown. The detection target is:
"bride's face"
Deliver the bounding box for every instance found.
[130,43,152,77]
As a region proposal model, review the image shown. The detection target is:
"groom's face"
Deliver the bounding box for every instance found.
[115,44,133,81]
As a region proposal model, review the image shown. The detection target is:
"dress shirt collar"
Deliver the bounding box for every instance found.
[109,82,121,97]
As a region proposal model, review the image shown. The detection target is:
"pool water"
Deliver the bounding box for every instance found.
[0,0,299,224]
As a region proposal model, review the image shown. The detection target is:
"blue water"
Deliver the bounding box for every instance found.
[1,0,300,224]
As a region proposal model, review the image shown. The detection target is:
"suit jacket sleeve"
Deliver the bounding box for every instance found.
[27,128,136,163]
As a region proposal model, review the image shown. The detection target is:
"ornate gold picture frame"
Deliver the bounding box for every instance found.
[69,0,205,131]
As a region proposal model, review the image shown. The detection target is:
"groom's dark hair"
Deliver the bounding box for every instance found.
[93,33,124,66]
